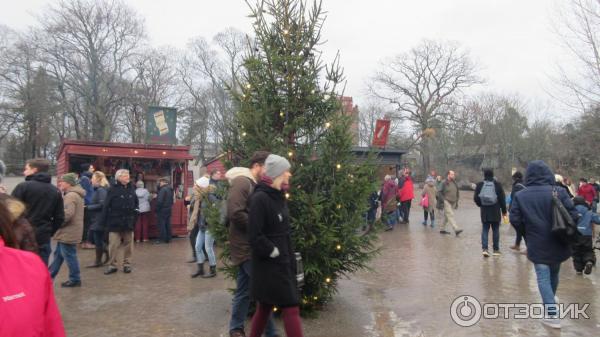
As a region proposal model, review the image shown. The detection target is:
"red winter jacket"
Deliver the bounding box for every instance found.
[0,238,65,337]
[578,183,597,204]
[398,176,415,202]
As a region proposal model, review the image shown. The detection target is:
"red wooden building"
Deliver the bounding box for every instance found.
[56,139,194,237]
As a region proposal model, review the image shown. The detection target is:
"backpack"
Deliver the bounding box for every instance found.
[479,181,498,206]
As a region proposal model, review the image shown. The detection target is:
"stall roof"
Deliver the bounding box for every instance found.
[58,139,194,161]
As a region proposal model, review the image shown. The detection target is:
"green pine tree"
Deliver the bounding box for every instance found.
[220,0,380,314]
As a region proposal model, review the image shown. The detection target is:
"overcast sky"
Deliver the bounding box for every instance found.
[0,0,573,115]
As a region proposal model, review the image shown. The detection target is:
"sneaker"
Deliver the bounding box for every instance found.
[576,271,583,275]
[123,266,132,274]
[61,280,81,287]
[482,250,490,257]
[541,317,561,329]
[229,329,245,337]
[455,229,463,237]
[509,245,520,251]
[421,221,427,226]
[440,230,451,235]
[385,226,394,231]
[493,250,501,256]
[584,262,593,275]
[104,266,118,275]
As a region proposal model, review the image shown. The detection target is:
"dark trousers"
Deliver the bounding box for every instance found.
[91,230,106,254]
[423,210,435,222]
[82,209,92,242]
[571,235,596,272]
[482,222,500,251]
[156,210,172,242]
[190,225,199,258]
[38,240,52,266]
[400,200,412,223]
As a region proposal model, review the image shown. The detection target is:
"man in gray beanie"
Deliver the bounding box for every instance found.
[264,154,291,181]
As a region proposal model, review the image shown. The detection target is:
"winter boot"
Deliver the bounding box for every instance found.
[191,263,205,278]
[202,265,217,278]
[86,249,103,268]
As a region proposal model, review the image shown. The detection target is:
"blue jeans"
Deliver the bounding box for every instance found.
[195,230,216,266]
[49,242,81,283]
[481,222,500,251]
[156,210,172,242]
[533,263,560,317]
[38,240,52,266]
[229,260,277,336]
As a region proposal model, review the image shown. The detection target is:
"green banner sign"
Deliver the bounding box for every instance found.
[146,106,177,145]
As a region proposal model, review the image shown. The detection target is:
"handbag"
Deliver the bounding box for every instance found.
[551,188,578,243]
[420,193,429,208]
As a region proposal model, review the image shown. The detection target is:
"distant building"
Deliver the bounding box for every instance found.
[339,96,360,145]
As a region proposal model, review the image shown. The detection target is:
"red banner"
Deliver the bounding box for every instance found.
[372,119,391,147]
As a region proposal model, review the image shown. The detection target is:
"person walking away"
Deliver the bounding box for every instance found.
[135,181,151,242]
[509,171,526,252]
[0,201,66,337]
[155,177,174,244]
[590,178,600,213]
[438,170,463,236]
[397,169,414,224]
[571,196,597,275]
[102,169,138,275]
[510,160,578,329]
[366,190,380,231]
[79,164,95,249]
[474,169,507,257]
[421,177,437,227]
[190,177,218,278]
[86,171,109,268]
[555,175,573,199]
[226,151,279,337]
[49,173,85,287]
[11,158,65,265]
[248,154,303,337]
[381,175,398,231]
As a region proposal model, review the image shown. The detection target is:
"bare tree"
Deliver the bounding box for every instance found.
[370,39,481,173]
[553,0,600,109]
[36,0,145,141]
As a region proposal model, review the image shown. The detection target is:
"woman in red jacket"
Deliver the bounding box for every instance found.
[397,170,415,224]
[0,201,66,337]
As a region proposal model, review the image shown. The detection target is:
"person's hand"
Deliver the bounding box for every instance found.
[184,195,191,201]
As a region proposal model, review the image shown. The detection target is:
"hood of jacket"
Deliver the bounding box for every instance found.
[525,160,555,186]
[226,167,256,183]
[25,172,51,183]
[66,185,86,198]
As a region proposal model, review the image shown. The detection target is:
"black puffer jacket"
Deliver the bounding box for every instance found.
[88,186,108,231]
[248,183,299,307]
[156,185,174,213]
[101,182,138,232]
[11,173,65,245]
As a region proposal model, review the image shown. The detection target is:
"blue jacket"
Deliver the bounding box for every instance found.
[79,172,94,205]
[509,160,577,265]
[575,205,600,236]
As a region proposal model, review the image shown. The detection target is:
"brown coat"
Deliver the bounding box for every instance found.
[54,185,85,244]
[225,168,256,266]
[422,183,437,212]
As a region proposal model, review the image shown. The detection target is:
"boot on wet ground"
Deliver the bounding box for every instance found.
[202,265,217,278]
[191,263,205,278]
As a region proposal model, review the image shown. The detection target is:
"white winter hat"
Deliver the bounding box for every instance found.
[196,176,210,188]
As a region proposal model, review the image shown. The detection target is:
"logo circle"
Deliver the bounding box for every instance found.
[450,295,482,327]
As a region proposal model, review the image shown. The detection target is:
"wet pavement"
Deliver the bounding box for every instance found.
[52,191,600,337]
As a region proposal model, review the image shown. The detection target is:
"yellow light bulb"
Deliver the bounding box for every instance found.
[273,307,278,312]
[242,132,247,137]
[313,296,318,301]
[285,193,290,199]
[336,244,341,250]
[288,151,293,157]
[325,277,331,283]
[325,122,331,128]
[246,83,251,89]
[336,164,341,170]
[336,204,341,209]
[283,29,289,35]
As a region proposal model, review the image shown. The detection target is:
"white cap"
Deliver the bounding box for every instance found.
[196,177,210,188]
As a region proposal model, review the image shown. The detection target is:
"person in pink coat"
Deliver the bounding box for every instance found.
[0,200,66,337]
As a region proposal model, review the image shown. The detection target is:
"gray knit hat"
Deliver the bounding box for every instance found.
[265,154,291,179]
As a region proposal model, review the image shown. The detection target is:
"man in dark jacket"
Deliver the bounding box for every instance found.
[509,171,526,252]
[101,169,138,275]
[11,158,65,265]
[474,168,507,257]
[226,151,279,337]
[510,160,578,329]
[155,177,174,244]
[79,163,95,248]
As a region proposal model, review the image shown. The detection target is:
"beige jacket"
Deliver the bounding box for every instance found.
[54,185,85,244]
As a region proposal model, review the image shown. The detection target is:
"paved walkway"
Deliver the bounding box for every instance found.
[52,192,600,337]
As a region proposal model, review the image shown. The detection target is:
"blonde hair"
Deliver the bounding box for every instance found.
[92,171,110,187]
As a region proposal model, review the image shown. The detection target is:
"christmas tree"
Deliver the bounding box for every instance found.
[221,0,380,313]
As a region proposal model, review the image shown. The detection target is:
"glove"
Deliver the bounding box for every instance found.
[270,247,280,258]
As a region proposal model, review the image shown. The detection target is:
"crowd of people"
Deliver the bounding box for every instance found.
[2,150,599,335]
[370,160,599,330]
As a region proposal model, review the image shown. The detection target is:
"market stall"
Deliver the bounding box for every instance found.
[56,139,194,237]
